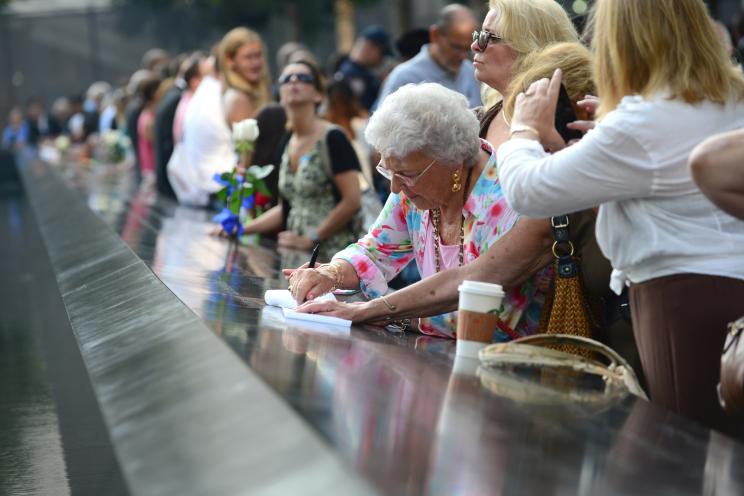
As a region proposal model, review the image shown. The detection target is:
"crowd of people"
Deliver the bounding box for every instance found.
[3,0,744,438]
[290,0,744,437]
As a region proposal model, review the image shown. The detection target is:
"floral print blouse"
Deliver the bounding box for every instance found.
[333,140,551,340]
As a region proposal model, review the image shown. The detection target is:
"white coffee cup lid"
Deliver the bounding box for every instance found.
[457,280,505,298]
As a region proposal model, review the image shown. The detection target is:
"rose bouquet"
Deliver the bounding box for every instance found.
[213,118,274,238]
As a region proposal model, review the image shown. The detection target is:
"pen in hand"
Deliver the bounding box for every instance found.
[308,242,321,269]
[302,242,322,303]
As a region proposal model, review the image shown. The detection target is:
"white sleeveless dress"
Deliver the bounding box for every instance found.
[167,75,236,206]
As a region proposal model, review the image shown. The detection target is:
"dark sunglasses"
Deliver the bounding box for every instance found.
[278,72,315,86]
[472,30,503,51]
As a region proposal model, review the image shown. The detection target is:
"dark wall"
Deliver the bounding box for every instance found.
[0,1,394,130]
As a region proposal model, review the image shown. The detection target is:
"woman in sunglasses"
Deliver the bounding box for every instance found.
[241,60,362,261]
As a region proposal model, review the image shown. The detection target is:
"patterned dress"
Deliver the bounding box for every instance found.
[333,140,552,340]
[278,138,359,262]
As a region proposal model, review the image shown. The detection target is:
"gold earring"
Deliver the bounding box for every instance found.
[451,169,462,192]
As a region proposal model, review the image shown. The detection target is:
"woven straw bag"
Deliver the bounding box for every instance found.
[478,333,647,401]
[538,216,596,357]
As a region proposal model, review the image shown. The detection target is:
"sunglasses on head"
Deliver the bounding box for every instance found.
[472,30,503,51]
[278,72,315,86]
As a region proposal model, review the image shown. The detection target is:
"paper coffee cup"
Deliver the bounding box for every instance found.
[452,354,480,375]
[456,280,504,357]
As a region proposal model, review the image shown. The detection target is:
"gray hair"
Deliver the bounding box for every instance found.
[365,83,481,167]
[436,3,476,34]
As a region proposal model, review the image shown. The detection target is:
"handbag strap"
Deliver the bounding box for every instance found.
[480,333,648,399]
[551,215,577,278]
[316,124,342,181]
[540,214,599,339]
[724,317,744,353]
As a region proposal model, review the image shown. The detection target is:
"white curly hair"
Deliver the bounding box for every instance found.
[365,83,481,168]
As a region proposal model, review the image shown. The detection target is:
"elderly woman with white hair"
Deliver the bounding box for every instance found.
[286,82,552,338]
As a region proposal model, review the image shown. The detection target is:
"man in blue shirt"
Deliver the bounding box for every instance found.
[375,4,481,109]
[335,26,393,111]
[2,108,30,151]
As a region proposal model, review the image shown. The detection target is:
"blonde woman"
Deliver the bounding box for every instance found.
[169,28,271,206]
[498,0,744,430]
[219,27,272,127]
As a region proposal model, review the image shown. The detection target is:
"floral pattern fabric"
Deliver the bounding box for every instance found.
[278,138,358,262]
[333,141,551,339]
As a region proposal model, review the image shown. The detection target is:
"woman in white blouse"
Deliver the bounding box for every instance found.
[497,0,744,430]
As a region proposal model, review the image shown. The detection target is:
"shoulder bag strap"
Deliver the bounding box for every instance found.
[317,124,343,180]
[551,215,577,279]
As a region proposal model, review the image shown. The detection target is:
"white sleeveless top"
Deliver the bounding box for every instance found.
[168,75,236,206]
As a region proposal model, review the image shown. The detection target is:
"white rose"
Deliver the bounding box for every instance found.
[233,118,260,143]
[247,164,274,179]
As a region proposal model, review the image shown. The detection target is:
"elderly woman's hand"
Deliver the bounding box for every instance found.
[282,264,336,303]
[295,299,368,322]
[512,68,566,151]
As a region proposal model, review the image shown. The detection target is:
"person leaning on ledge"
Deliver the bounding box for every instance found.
[286,82,554,340]
[291,0,627,348]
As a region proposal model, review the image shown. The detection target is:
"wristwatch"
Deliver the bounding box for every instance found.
[384,318,411,334]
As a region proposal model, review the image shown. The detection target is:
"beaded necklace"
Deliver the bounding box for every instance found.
[430,166,474,273]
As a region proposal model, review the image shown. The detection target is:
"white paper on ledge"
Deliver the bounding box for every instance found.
[264,289,351,328]
[282,308,352,329]
[264,289,336,309]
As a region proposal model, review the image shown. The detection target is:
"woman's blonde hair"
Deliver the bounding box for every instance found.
[218,27,272,108]
[503,42,595,123]
[489,0,578,74]
[590,0,744,117]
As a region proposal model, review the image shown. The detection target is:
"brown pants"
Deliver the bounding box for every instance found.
[630,274,744,433]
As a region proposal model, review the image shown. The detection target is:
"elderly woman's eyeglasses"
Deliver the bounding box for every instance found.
[472,30,503,51]
[376,158,437,188]
[278,73,315,86]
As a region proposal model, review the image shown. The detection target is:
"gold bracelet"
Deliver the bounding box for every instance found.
[332,262,344,290]
[320,263,343,291]
[380,294,397,312]
[317,264,337,291]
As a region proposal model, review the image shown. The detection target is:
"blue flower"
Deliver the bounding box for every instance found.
[213,173,232,187]
[242,194,255,210]
[212,208,244,236]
